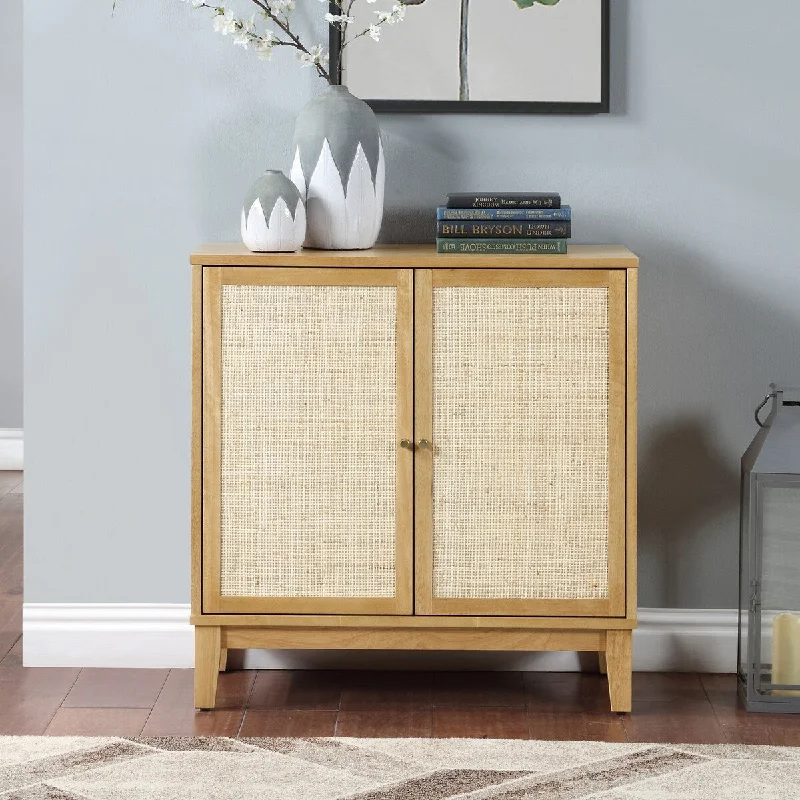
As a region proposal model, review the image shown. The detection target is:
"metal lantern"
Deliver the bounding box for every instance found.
[739,384,800,712]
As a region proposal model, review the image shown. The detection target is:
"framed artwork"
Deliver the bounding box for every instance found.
[331,0,609,114]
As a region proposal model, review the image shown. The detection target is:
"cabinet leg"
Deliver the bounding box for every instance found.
[219,648,228,673]
[194,627,221,710]
[606,630,632,713]
[598,652,607,675]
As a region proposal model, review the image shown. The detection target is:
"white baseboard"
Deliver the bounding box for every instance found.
[23,604,195,669]
[0,429,23,471]
[22,604,738,672]
[633,608,738,673]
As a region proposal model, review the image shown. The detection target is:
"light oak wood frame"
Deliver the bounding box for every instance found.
[201,267,415,615]
[626,268,638,624]
[222,627,606,652]
[414,269,628,618]
[191,244,639,270]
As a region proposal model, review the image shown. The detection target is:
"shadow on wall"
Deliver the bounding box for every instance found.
[638,418,739,607]
[378,117,465,245]
[634,237,800,609]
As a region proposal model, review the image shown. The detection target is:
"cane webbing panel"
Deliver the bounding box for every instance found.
[432,286,610,600]
[220,284,397,598]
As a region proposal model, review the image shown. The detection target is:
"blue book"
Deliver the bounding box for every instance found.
[437,220,571,239]
[437,205,571,221]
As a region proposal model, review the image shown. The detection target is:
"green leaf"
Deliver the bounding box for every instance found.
[514,0,562,8]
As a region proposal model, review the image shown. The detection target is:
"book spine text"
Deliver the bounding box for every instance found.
[446,193,561,209]
[436,238,568,255]
[437,221,571,239]
[437,206,571,221]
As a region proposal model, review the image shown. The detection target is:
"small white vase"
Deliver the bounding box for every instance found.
[241,170,306,252]
[291,85,384,250]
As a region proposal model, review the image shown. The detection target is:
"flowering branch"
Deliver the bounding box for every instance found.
[171,0,411,85]
[250,0,331,79]
[184,0,331,80]
[326,1,407,84]
[336,2,406,48]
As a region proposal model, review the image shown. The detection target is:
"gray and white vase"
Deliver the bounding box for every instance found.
[241,170,306,252]
[290,85,384,250]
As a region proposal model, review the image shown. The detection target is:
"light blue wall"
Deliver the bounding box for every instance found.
[0,0,23,430]
[24,0,800,607]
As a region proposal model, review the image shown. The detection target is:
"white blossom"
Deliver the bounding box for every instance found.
[233,15,256,48]
[252,27,276,58]
[375,4,406,25]
[325,13,355,24]
[213,7,238,35]
[256,40,274,60]
[368,24,381,41]
[273,0,295,12]
[297,43,329,68]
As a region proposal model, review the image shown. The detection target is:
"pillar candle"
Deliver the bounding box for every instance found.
[772,612,800,696]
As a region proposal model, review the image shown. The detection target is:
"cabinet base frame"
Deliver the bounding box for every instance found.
[193,626,633,714]
[191,614,637,630]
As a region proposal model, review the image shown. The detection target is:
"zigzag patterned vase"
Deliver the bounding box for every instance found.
[291,85,385,250]
[241,170,306,252]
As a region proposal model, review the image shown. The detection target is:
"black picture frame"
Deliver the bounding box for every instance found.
[329,0,609,114]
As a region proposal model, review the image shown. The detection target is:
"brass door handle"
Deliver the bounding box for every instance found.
[417,439,432,450]
[400,439,415,450]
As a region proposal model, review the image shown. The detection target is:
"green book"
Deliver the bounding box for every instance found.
[436,238,568,255]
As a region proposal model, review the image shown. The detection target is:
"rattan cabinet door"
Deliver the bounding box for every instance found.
[203,268,413,614]
[415,269,627,617]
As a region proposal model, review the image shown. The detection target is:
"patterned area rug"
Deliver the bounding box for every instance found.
[1,736,799,799]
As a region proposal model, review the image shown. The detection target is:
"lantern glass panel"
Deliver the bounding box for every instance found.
[756,478,800,699]
[738,471,753,684]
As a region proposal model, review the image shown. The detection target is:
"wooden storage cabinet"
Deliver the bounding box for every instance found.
[192,244,639,712]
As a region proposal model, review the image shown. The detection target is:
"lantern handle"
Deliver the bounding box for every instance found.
[755,392,776,428]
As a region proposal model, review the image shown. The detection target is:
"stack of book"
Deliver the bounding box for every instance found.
[435,192,571,255]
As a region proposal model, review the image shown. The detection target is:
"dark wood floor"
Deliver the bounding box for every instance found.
[2,471,799,742]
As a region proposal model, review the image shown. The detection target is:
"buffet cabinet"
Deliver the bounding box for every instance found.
[191,244,639,711]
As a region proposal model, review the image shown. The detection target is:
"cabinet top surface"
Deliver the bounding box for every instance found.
[191,243,639,268]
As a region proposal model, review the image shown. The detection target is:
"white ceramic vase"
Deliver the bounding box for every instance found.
[241,170,306,252]
[291,85,384,250]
